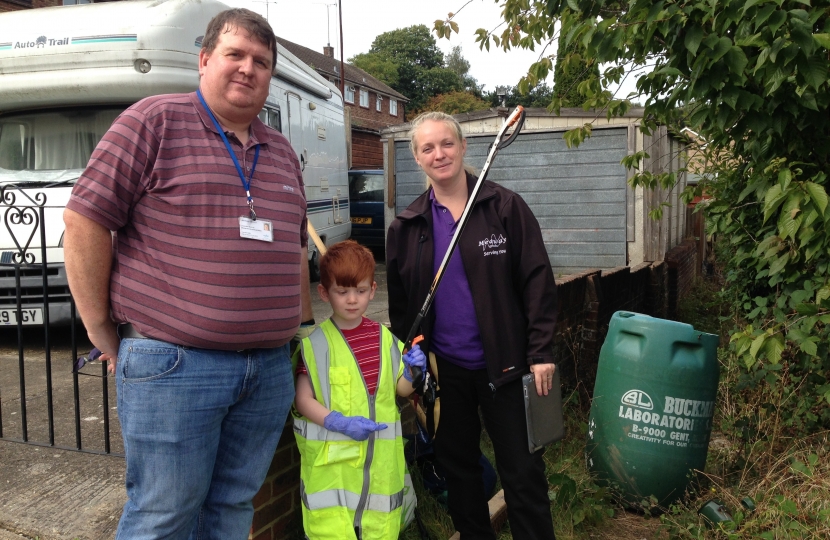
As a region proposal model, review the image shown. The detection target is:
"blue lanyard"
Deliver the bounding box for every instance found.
[197,89,261,220]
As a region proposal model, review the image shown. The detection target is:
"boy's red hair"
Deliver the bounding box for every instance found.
[319,240,376,289]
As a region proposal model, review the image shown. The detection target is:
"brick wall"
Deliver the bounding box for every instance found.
[0,0,30,12]
[352,130,383,170]
[250,419,303,540]
[250,243,702,536]
[347,88,403,132]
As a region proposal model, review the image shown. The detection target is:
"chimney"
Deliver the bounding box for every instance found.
[323,45,334,58]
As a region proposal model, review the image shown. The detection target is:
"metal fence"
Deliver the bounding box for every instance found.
[1,184,121,455]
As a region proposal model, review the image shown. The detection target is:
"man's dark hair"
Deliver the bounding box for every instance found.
[202,9,278,72]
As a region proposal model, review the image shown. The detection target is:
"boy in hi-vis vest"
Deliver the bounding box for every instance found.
[293,240,425,539]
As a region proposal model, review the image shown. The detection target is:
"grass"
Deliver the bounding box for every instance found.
[662,277,830,538]
[401,275,830,539]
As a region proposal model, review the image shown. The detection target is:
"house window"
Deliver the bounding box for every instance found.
[376,96,382,112]
[345,86,355,104]
[359,89,369,108]
[389,99,398,117]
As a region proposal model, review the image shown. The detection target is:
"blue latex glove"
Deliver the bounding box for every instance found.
[323,410,387,441]
[402,344,426,382]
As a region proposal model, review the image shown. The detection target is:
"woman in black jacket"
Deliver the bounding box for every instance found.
[386,111,558,539]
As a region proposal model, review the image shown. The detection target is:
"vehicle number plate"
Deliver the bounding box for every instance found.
[0,308,44,326]
[351,217,372,224]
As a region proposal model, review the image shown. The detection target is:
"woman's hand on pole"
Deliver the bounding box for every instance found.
[529,363,556,396]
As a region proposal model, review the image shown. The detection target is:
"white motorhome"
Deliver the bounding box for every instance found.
[0,0,350,326]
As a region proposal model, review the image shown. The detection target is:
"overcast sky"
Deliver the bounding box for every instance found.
[225,0,640,98]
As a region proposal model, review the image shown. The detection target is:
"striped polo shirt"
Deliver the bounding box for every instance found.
[67,92,308,350]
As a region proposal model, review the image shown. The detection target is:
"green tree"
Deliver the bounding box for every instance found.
[417,91,491,117]
[484,82,555,108]
[552,20,600,108]
[437,0,830,432]
[370,25,445,69]
[355,25,465,112]
[349,53,399,88]
[445,45,481,93]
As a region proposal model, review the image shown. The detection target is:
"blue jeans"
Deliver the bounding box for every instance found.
[114,339,294,540]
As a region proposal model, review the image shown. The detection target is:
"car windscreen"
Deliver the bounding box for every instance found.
[0,106,124,171]
[349,174,384,202]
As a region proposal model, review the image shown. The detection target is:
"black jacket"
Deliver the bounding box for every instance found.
[386,172,558,389]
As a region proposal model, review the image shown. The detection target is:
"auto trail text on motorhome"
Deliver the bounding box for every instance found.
[0,0,350,327]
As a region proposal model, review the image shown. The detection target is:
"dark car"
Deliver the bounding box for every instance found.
[348,169,385,254]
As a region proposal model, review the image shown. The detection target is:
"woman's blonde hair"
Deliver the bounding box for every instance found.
[408,111,465,155]
[408,111,477,184]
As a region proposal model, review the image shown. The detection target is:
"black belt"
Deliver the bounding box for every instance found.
[118,323,147,339]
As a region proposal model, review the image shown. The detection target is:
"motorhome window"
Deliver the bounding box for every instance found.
[63,0,92,4]
[258,108,282,132]
[359,90,369,108]
[0,107,123,171]
[348,174,384,202]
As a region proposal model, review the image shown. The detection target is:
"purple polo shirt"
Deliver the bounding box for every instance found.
[430,192,486,369]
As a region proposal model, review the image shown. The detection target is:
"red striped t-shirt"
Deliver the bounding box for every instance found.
[66,92,307,350]
[298,318,381,394]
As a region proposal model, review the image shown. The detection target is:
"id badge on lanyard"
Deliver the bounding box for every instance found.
[197,89,273,242]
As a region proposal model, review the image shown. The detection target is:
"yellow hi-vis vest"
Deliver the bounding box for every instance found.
[293,320,411,539]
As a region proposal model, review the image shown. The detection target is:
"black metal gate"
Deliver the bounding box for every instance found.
[1,185,121,455]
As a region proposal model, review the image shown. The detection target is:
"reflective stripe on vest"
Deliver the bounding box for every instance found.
[308,328,333,408]
[301,480,405,513]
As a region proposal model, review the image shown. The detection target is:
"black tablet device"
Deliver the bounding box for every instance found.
[522,367,565,453]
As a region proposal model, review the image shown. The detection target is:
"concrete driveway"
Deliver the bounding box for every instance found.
[0,264,389,540]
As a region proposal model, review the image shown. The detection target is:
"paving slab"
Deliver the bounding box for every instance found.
[0,441,124,540]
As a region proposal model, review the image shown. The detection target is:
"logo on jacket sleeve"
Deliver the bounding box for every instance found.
[479,234,507,257]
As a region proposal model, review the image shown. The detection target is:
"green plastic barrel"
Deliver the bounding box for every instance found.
[586,311,719,508]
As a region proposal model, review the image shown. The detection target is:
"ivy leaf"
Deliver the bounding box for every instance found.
[805,182,829,214]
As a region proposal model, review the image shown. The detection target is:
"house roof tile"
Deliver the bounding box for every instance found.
[276,37,408,102]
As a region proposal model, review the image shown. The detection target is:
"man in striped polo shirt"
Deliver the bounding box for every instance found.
[63,9,313,539]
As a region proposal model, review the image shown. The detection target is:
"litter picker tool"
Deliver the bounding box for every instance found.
[405,106,526,401]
